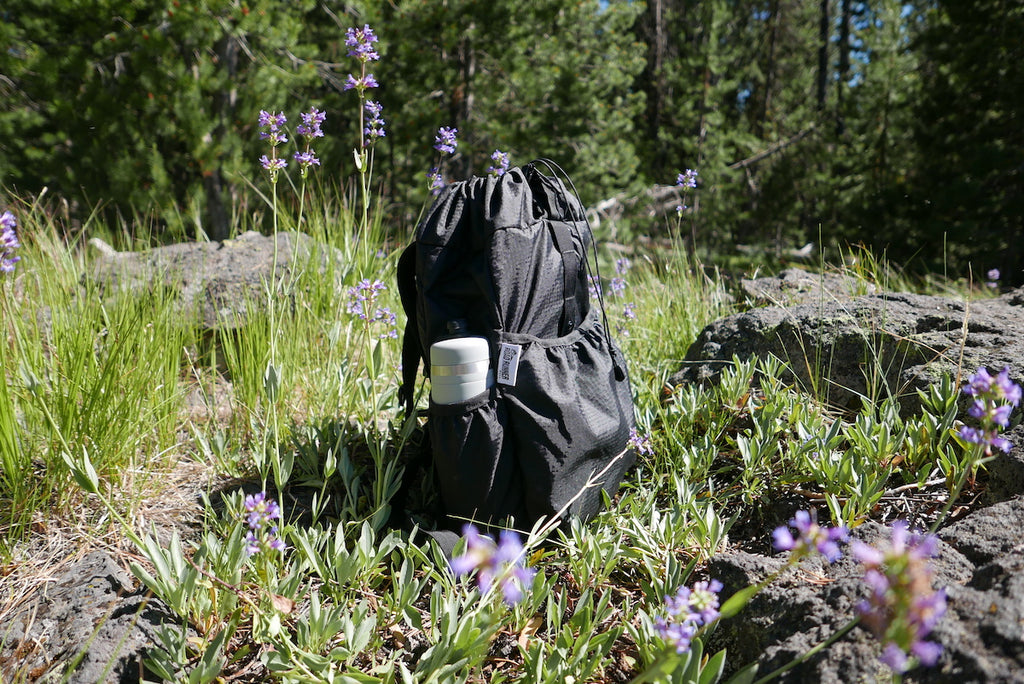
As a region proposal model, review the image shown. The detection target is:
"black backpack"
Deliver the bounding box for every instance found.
[396,160,635,534]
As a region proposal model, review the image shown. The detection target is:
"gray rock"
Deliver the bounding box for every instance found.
[4,551,176,683]
[739,267,878,306]
[939,496,1024,566]
[672,275,1024,417]
[88,231,342,330]
[709,514,1024,683]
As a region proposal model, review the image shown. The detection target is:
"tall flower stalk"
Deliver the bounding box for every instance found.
[852,523,946,676]
[343,24,382,238]
[673,168,698,258]
[933,366,1021,532]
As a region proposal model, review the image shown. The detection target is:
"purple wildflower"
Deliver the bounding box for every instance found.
[344,73,379,92]
[427,167,445,196]
[244,491,282,529]
[654,578,723,654]
[258,110,288,146]
[363,100,386,145]
[345,24,380,62]
[260,155,287,171]
[372,306,399,339]
[676,169,698,189]
[851,521,946,673]
[985,268,1000,288]
[1,211,20,273]
[958,366,1021,454]
[772,509,848,563]
[615,257,632,275]
[433,126,458,155]
[242,492,286,556]
[628,427,654,458]
[345,280,396,338]
[622,302,637,320]
[451,524,536,606]
[487,149,510,177]
[609,276,627,298]
[293,151,320,176]
[654,615,698,655]
[587,275,602,300]
[296,107,326,140]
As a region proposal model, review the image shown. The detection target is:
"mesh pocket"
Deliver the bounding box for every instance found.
[428,391,525,526]
[498,312,635,523]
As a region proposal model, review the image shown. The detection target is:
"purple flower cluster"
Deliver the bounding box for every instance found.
[345,279,398,339]
[676,169,698,189]
[985,268,1000,289]
[258,110,289,182]
[426,167,445,196]
[243,491,286,556]
[425,126,458,194]
[487,149,510,177]
[958,366,1021,454]
[363,100,386,146]
[675,168,698,214]
[259,110,288,145]
[345,24,380,62]
[851,522,946,673]
[772,509,848,563]
[343,24,379,94]
[344,73,379,93]
[628,427,654,458]
[296,107,325,140]
[654,579,723,654]
[451,524,536,606]
[1,211,20,273]
[433,126,458,155]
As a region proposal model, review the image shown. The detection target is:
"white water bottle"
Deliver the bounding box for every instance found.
[429,336,493,404]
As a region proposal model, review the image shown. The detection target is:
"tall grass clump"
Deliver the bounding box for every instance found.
[0,200,192,555]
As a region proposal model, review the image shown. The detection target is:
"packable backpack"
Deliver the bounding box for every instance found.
[396,160,636,534]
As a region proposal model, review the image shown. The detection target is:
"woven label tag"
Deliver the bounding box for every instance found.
[496,343,522,386]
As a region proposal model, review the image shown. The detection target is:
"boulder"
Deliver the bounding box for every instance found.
[88,231,342,330]
[672,271,1024,415]
[738,267,878,306]
[683,270,1024,682]
[709,500,1024,683]
[2,551,176,683]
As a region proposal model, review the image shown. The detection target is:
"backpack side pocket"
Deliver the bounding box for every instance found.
[428,390,525,528]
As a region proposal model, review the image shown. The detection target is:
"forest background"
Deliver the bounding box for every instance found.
[1,0,1021,284]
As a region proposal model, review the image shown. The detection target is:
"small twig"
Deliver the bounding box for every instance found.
[185,555,261,612]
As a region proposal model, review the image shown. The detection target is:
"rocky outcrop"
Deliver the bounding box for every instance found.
[672,271,1024,415]
[88,230,342,330]
[708,497,1024,683]
[2,552,176,683]
[680,269,1024,682]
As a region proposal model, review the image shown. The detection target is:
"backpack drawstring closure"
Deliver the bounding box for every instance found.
[528,158,627,382]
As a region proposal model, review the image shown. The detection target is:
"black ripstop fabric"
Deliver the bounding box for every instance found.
[396,162,635,532]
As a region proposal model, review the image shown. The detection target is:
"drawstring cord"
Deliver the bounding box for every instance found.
[529,158,626,381]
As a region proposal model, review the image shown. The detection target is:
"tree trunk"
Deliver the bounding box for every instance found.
[836,0,852,135]
[816,0,829,111]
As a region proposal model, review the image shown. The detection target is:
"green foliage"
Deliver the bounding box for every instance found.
[2,0,1019,283]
